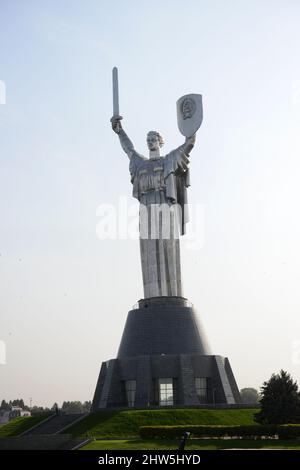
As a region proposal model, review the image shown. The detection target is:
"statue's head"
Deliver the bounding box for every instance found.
[147,131,164,152]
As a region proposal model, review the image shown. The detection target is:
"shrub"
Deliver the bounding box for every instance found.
[139,424,279,439]
[277,425,300,439]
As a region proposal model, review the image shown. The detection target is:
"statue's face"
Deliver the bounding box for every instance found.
[147,133,160,151]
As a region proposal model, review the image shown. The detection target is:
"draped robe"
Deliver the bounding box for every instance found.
[129,147,190,298]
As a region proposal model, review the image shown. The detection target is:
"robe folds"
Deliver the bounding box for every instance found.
[129,148,190,298]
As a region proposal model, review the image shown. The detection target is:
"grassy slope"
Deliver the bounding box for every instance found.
[81,438,300,451]
[0,414,52,438]
[68,408,258,438]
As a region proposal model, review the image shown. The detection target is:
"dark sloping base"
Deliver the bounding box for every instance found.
[91,354,241,410]
[117,296,211,358]
[92,296,241,410]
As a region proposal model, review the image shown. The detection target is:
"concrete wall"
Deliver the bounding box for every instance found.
[92,353,241,410]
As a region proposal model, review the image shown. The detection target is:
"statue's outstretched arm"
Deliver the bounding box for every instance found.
[111,118,135,159]
[177,134,196,155]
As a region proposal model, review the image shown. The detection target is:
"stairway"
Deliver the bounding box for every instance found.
[24,413,85,435]
[0,434,91,450]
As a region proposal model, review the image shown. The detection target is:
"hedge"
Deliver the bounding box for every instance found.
[278,425,300,439]
[139,424,300,439]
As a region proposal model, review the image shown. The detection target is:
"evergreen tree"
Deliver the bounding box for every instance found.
[255,370,300,424]
[11,399,25,408]
[0,399,10,411]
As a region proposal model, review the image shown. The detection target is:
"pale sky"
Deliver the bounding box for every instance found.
[1,0,300,407]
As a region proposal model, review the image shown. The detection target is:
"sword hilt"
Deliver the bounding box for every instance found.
[110,115,123,122]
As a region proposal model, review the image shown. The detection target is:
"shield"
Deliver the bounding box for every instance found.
[177,94,203,137]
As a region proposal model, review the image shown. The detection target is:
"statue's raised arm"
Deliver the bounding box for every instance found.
[110,66,137,159]
[111,117,136,159]
[176,134,196,156]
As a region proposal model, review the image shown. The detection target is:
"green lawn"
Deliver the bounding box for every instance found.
[81,438,300,451]
[0,414,52,438]
[68,408,258,439]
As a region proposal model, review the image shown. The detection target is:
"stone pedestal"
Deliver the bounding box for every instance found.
[92,297,241,410]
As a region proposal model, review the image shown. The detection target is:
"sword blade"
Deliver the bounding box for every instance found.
[112,67,119,117]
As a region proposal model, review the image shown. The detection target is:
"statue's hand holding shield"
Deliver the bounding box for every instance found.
[177,94,203,137]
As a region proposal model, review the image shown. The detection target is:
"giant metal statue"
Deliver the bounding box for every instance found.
[90,69,241,411]
[110,67,203,298]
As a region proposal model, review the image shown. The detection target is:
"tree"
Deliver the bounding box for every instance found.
[10,399,25,408]
[255,370,300,424]
[30,405,50,415]
[0,399,10,411]
[240,388,259,404]
[82,401,91,413]
[61,401,84,414]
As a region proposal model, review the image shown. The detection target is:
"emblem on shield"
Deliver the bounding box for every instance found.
[177,94,203,137]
